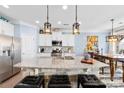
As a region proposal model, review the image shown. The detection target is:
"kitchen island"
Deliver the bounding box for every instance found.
[14,56,108,75]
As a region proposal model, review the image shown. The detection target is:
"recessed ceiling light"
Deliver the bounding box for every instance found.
[58,21,62,24]
[35,21,39,24]
[2,5,9,8]
[62,5,68,10]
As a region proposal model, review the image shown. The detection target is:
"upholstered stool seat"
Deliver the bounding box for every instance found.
[48,75,71,88]
[14,75,45,88]
[78,74,106,88]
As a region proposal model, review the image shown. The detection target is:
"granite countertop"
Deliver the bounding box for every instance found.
[14,56,108,69]
[38,52,51,53]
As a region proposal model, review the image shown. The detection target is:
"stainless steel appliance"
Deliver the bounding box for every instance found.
[52,41,62,57]
[0,35,21,83]
[52,41,62,46]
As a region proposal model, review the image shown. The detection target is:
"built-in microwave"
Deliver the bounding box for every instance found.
[52,40,62,46]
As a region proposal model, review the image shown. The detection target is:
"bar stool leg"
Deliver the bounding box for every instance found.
[115,61,118,70]
[101,67,104,74]
[77,75,80,88]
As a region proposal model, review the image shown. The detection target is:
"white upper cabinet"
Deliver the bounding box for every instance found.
[62,34,74,46]
[39,34,52,46]
[52,32,62,41]
[38,32,75,47]
[0,20,14,36]
[39,35,45,46]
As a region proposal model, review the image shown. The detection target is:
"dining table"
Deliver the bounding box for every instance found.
[89,52,124,82]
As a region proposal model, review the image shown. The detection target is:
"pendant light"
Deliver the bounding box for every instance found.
[43,5,52,34]
[72,5,80,34]
[106,19,118,42]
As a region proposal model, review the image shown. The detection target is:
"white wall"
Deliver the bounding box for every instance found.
[20,24,38,60]
[14,24,21,37]
[75,32,109,56]
[119,39,124,53]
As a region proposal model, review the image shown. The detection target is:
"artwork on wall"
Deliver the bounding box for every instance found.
[86,36,98,52]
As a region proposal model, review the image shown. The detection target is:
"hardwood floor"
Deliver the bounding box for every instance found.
[0,71,27,88]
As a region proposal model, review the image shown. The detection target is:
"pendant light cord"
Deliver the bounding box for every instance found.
[47,5,49,23]
[111,19,114,35]
[75,5,77,23]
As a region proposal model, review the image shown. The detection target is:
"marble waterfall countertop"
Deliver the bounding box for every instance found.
[14,57,108,69]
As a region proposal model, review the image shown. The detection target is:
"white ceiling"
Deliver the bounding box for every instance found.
[0,5,124,32]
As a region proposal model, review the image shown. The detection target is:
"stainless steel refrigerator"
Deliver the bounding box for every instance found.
[0,35,21,83]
